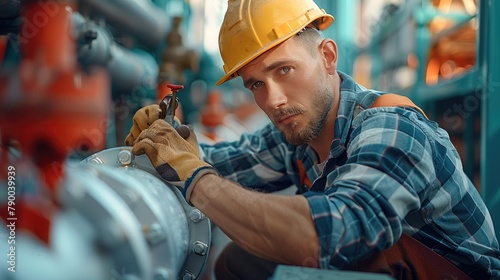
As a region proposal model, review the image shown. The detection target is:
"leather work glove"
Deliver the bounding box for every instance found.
[132,120,218,203]
[125,104,162,146]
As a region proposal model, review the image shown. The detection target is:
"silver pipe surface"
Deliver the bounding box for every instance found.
[78,0,169,48]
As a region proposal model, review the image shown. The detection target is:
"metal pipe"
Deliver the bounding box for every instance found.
[0,0,22,19]
[0,147,212,280]
[0,0,22,34]
[72,12,159,96]
[78,0,169,49]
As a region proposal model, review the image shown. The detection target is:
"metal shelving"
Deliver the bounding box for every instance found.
[478,0,500,238]
[352,0,499,239]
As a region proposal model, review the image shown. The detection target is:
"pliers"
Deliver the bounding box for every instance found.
[159,84,184,127]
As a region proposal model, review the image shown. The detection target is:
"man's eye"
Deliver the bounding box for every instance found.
[251,81,264,90]
[279,66,291,74]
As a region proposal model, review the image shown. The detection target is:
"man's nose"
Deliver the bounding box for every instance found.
[265,82,287,110]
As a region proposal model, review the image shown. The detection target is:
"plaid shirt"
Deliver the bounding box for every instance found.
[200,72,500,278]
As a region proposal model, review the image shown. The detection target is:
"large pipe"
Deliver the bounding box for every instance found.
[78,0,170,49]
[0,0,22,34]
[1,147,211,280]
[0,0,22,19]
[72,12,159,96]
[1,0,168,45]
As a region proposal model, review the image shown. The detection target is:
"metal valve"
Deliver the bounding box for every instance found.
[159,83,184,127]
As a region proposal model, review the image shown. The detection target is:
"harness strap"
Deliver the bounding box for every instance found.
[371,93,428,119]
[297,159,312,191]
[345,233,472,280]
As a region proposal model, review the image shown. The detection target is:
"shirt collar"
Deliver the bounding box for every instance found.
[329,71,362,158]
[297,71,370,161]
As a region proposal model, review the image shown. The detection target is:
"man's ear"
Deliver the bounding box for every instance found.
[319,39,338,73]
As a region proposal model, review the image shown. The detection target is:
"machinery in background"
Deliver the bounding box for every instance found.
[349,0,500,240]
[0,0,211,279]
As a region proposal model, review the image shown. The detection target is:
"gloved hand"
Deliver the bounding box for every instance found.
[131,120,218,203]
[125,104,162,146]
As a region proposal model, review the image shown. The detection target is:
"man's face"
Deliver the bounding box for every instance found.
[239,37,334,145]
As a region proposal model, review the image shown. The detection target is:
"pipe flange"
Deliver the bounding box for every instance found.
[83,147,212,279]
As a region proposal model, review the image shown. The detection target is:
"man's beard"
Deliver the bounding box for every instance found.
[273,85,333,146]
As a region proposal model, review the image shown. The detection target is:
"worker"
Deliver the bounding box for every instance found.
[125,0,500,279]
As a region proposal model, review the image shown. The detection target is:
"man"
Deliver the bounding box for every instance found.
[125,0,500,279]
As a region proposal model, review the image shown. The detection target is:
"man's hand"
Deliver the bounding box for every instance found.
[132,120,218,203]
[125,104,162,146]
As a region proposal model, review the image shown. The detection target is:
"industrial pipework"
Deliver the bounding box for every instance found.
[0,1,211,279]
[1,148,211,280]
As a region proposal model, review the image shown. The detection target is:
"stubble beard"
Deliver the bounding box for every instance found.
[274,85,333,146]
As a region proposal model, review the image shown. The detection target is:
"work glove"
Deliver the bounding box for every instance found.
[131,120,218,203]
[125,104,162,146]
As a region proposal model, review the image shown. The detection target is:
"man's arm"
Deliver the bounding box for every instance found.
[191,173,320,267]
[131,120,318,265]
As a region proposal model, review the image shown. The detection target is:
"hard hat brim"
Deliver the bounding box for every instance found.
[216,14,334,86]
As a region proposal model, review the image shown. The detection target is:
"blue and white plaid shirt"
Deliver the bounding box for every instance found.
[200,72,500,278]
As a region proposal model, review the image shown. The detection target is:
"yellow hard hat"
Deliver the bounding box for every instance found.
[216,0,334,85]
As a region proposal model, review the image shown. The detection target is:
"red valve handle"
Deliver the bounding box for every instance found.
[166,84,184,92]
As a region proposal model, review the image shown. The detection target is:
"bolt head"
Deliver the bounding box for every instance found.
[181,271,195,280]
[118,150,133,165]
[188,209,205,223]
[192,241,208,256]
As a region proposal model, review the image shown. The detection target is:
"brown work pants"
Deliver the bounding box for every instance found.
[214,234,472,280]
